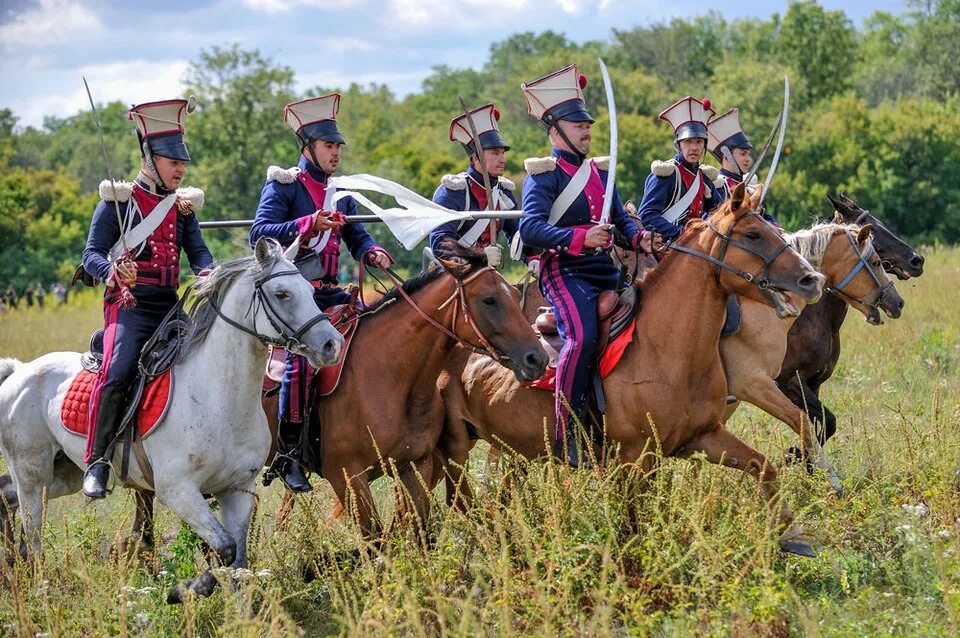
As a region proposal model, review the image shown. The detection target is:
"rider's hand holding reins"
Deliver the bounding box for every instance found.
[365,248,395,270]
[585,223,613,249]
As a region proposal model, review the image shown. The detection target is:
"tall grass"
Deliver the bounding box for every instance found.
[0,248,958,637]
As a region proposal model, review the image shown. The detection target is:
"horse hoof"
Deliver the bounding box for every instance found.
[166,585,184,605]
[780,539,817,558]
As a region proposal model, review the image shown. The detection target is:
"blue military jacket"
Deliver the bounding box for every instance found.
[429,166,519,252]
[249,156,378,284]
[82,177,213,291]
[716,168,779,226]
[637,153,725,241]
[518,148,641,259]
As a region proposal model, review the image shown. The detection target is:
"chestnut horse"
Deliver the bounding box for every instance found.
[262,244,547,541]
[720,221,904,494]
[436,183,827,555]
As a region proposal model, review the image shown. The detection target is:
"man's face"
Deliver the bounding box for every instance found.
[679,138,705,164]
[305,140,342,174]
[472,147,507,177]
[552,120,592,155]
[731,147,753,173]
[153,156,187,189]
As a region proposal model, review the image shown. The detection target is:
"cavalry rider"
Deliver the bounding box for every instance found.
[517,64,643,468]
[637,96,725,250]
[81,99,214,499]
[430,103,518,266]
[250,93,394,493]
[706,107,779,227]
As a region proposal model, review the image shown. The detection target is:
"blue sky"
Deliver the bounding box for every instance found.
[1,0,906,128]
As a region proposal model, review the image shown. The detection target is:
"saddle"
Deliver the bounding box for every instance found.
[263,302,361,397]
[529,286,641,390]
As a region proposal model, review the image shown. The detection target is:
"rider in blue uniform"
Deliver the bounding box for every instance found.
[81,99,213,498]
[637,96,725,250]
[706,107,778,227]
[430,103,517,266]
[517,65,644,467]
[250,93,394,492]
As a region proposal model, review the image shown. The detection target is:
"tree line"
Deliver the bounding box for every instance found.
[2,0,959,287]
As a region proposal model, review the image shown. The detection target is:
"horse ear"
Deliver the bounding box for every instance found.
[856,223,873,245]
[747,183,763,211]
[254,237,275,264]
[832,211,844,224]
[437,256,472,279]
[730,181,746,214]
[283,236,301,261]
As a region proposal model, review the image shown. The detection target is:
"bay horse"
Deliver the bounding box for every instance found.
[0,238,344,602]
[263,243,547,543]
[777,194,924,457]
[436,183,827,555]
[720,221,904,494]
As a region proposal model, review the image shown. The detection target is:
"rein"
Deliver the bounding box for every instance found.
[207,268,331,349]
[667,212,792,291]
[375,265,510,363]
[825,231,895,310]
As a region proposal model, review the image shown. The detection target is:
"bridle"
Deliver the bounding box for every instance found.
[375,265,511,363]
[825,230,895,310]
[667,212,794,292]
[208,267,332,350]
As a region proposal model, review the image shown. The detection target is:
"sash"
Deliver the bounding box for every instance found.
[458,179,513,247]
[299,177,337,254]
[108,193,177,262]
[548,159,593,225]
[661,170,701,224]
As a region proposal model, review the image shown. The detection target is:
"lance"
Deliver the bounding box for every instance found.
[198,211,524,230]
[83,77,129,257]
[458,96,494,210]
[758,75,790,207]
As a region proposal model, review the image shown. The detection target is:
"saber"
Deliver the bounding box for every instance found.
[758,75,790,207]
[597,58,617,225]
[199,211,524,229]
[458,96,494,210]
[83,77,129,256]
[741,108,782,190]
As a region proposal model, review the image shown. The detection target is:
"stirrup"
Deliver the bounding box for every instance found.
[82,459,113,499]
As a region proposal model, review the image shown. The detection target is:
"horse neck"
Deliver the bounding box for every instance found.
[360,275,461,394]
[187,278,267,398]
[638,231,729,361]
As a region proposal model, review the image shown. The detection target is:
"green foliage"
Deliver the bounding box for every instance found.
[3,1,960,284]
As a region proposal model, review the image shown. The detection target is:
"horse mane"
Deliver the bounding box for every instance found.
[363,243,488,313]
[180,252,280,359]
[784,221,863,270]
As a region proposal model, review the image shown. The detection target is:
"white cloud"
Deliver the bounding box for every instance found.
[0,0,103,51]
[241,0,364,12]
[384,0,530,29]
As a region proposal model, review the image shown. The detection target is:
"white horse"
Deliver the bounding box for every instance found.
[0,237,344,602]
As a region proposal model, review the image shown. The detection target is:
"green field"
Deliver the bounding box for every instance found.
[0,248,958,637]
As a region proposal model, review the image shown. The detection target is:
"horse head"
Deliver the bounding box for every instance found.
[434,241,547,382]
[703,182,825,318]
[252,237,344,367]
[820,225,904,324]
[828,193,924,279]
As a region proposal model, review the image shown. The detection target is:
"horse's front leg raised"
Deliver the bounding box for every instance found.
[677,426,816,558]
[157,481,237,604]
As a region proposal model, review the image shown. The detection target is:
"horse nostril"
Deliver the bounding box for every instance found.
[910,254,924,268]
[798,274,819,289]
[321,339,340,362]
[526,351,546,369]
[898,298,905,310]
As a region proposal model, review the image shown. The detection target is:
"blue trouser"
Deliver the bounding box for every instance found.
[278,284,353,423]
[87,285,177,462]
[539,252,620,436]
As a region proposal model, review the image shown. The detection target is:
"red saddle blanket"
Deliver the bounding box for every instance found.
[526,318,636,391]
[262,303,360,397]
[60,369,172,439]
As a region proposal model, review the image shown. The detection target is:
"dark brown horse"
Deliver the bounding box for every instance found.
[777,194,924,460]
[436,183,828,555]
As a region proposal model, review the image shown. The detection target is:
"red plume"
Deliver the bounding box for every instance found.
[492,107,500,121]
[578,74,588,89]
[702,98,712,111]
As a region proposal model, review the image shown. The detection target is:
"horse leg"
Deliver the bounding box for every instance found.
[328,470,382,542]
[678,426,815,557]
[436,418,477,514]
[111,489,155,561]
[214,486,257,594]
[395,456,434,549]
[740,376,844,495]
[157,483,237,604]
[0,474,18,560]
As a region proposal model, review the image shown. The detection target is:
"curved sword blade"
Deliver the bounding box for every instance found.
[741,108,781,190]
[759,75,790,207]
[598,58,617,225]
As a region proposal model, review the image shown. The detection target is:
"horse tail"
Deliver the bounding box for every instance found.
[0,358,20,388]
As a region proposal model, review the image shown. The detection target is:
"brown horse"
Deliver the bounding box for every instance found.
[436,183,827,555]
[260,244,547,542]
[720,221,904,494]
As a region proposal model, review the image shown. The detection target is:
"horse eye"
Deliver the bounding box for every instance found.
[274,290,290,301]
[745,231,761,241]
[481,296,497,307]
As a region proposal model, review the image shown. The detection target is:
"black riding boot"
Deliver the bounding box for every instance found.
[269,420,312,493]
[82,386,125,499]
[551,423,586,469]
